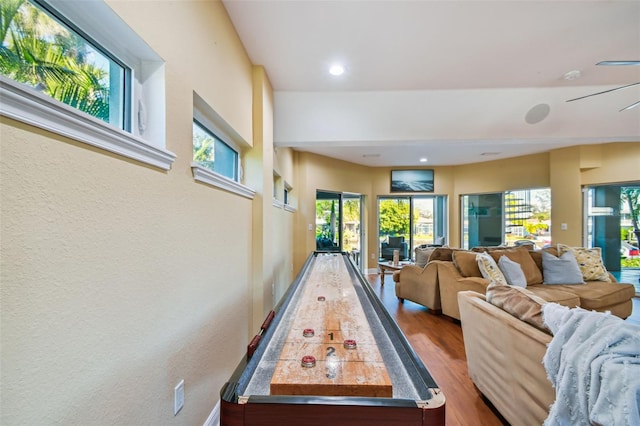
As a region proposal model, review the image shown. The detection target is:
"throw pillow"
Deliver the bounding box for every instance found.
[414,246,435,268]
[541,250,584,285]
[488,246,543,285]
[476,252,507,285]
[498,255,527,288]
[453,251,482,277]
[557,244,611,282]
[485,279,550,333]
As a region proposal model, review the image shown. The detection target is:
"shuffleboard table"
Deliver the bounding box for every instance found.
[220,252,445,425]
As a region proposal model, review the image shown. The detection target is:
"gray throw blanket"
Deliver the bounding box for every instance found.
[542,303,640,426]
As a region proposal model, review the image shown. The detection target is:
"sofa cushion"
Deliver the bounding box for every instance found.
[476,252,507,285]
[498,255,527,288]
[485,280,550,333]
[526,285,582,307]
[414,246,436,268]
[557,244,611,282]
[453,250,482,277]
[488,246,543,285]
[429,247,460,262]
[545,281,636,312]
[542,250,584,285]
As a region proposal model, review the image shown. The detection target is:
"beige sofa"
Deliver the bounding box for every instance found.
[392,245,457,312]
[438,246,635,320]
[393,260,445,312]
[458,290,554,426]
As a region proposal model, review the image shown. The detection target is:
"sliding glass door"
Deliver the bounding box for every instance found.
[461,188,551,249]
[342,193,364,267]
[585,183,639,292]
[316,191,341,252]
[378,195,447,260]
[316,191,365,268]
[461,193,503,249]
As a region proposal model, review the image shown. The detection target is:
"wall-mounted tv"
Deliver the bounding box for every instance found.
[390,169,434,193]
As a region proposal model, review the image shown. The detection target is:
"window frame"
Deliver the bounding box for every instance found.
[193,118,239,181]
[191,93,254,199]
[0,0,174,170]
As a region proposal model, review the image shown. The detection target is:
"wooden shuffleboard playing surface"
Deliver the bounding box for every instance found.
[270,254,392,397]
[220,252,445,426]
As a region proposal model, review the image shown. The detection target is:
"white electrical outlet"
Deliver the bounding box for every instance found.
[174,380,184,415]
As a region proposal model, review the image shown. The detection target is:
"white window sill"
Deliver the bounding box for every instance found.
[0,77,176,170]
[272,198,285,208]
[191,163,255,199]
[284,204,297,213]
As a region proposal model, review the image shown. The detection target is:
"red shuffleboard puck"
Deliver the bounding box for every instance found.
[343,339,357,349]
[301,355,316,368]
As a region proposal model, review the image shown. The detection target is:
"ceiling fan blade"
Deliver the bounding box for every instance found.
[597,61,640,66]
[566,81,640,102]
[620,100,640,112]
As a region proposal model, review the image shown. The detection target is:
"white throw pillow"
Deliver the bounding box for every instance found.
[542,250,585,284]
[476,252,507,285]
[414,246,435,268]
[498,255,527,288]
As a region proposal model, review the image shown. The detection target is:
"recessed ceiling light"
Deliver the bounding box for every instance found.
[329,64,345,76]
[419,157,428,163]
[362,153,380,158]
[481,152,500,156]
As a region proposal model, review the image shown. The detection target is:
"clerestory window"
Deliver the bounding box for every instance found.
[0,0,173,169]
[1,0,127,129]
[190,92,254,199]
[193,120,238,181]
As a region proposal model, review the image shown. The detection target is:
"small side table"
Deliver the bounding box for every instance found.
[378,261,411,285]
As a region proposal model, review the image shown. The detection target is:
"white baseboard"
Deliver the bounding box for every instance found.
[366,268,379,275]
[203,400,220,426]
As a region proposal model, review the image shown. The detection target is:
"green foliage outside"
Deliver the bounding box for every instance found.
[621,188,640,267]
[192,123,215,167]
[1,0,111,122]
[378,199,415,241]
[341,199,360,251]
[315,200,337,240]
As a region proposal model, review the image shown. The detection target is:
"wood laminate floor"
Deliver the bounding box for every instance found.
[366,272,640,426]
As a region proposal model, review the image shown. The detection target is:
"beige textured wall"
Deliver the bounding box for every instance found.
[580,142,640,186]
[245,66,295,332]
[549,147,584,245]
[0,1,275,425]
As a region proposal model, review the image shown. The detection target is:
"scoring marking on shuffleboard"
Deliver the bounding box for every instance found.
[270,254,392,397]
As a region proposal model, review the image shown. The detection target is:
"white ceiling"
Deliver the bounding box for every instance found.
[222,0,640,167]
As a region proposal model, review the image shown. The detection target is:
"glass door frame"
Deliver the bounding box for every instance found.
[378,195,448,261]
